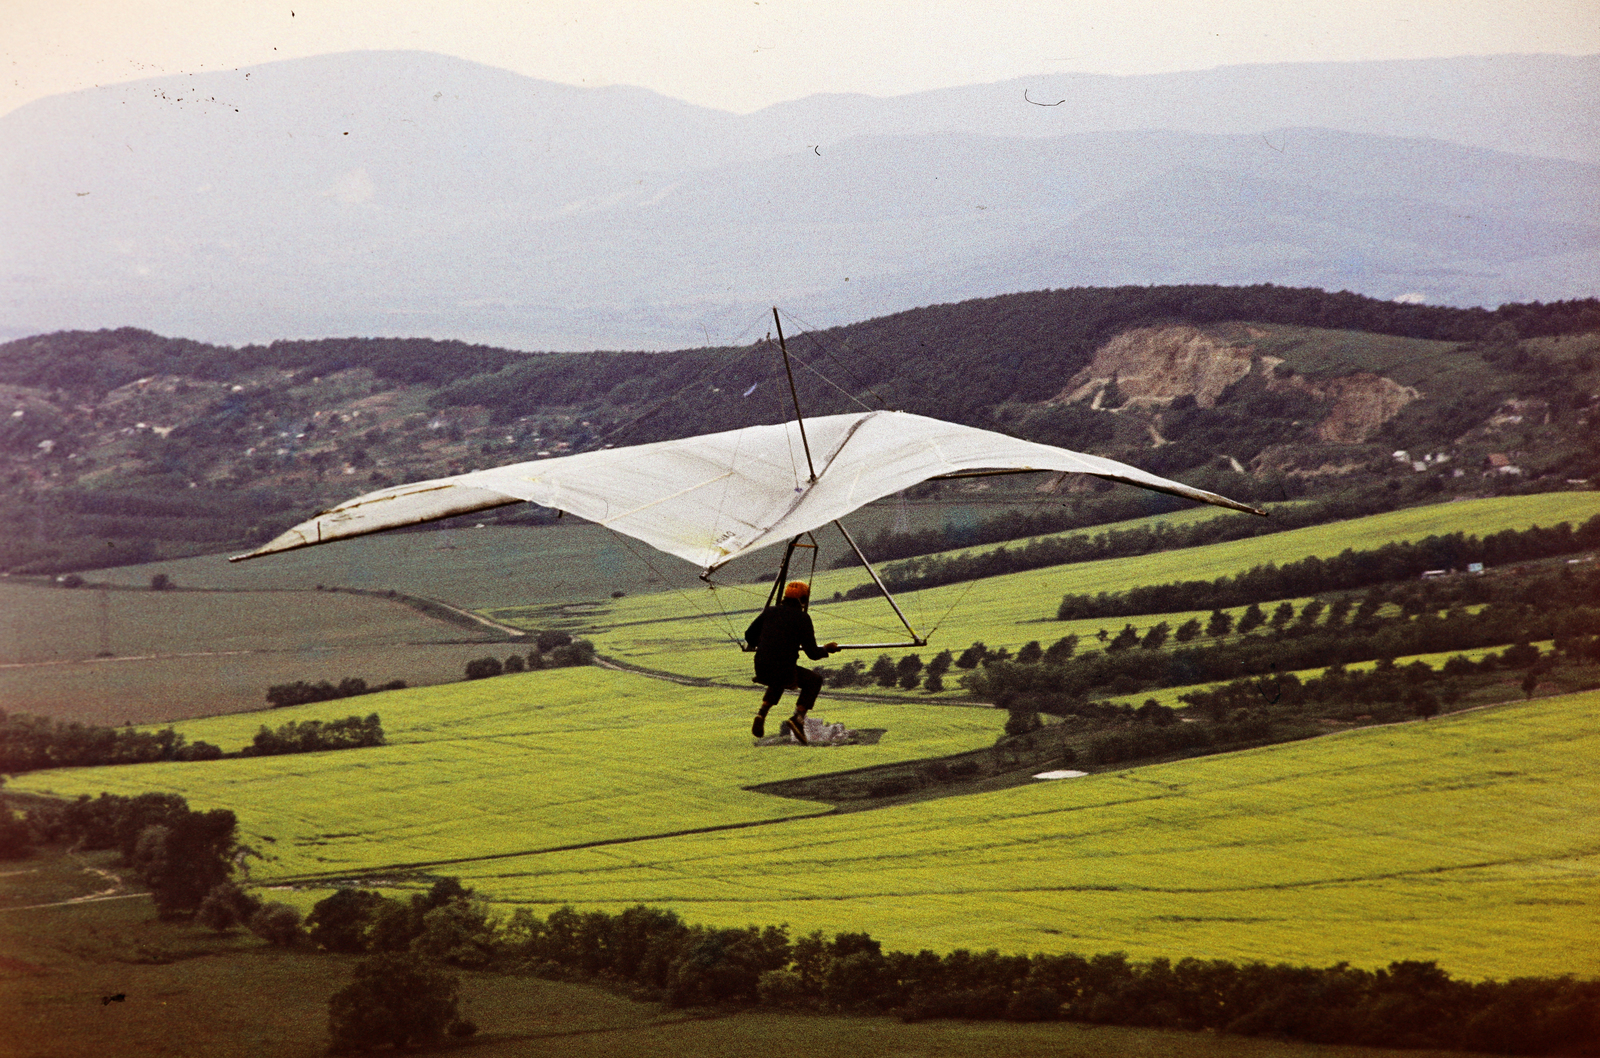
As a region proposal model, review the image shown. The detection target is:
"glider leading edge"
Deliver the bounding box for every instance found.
[230,409,1265,571]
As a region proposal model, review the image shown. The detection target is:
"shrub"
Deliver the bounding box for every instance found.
[464,656,503,679]
[249,901,303,946]
[196,881,261,933]
[306,888,390,953]
[327,952,462,1053]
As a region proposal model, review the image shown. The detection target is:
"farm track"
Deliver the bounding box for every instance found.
[269,808,835,887]
[0,852,143,913]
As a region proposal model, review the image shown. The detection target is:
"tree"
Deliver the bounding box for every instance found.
[1043,635,1079,663]
[1206,610,1234,639]
[250,902,304,946]
[896,655,924,690]
[926,650,954,677]
[1294,599,1326,631]
[1004,708,1041,737]
[1106,625,1139,652]
[464,656,503,680]
[502,653,526,673]
[307,888,391,953]
[1140,622,1170,651]
[955,643,988,669]
[130,807,238,918]
[1016,641,1043,664]
[327,952,464,1052]
[197,881,261,933]
[149,573,172,591]
[0,799,33,861]
[1269,602,1295,632]
[1237,603,1266,635]
[1173,618,1202,643]
[870,654,898,688]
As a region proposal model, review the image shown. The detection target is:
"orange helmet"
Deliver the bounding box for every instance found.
[783,580,810,600]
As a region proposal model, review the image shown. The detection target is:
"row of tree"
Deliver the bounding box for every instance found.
[239,714,386,757]
[965,592,1600,704]
[1056,516,1600,620]
[0,708,389,774]
[463,633,595,679]
[296,888,1597,1053]
[0,710,222,773]
[266,676,407,708]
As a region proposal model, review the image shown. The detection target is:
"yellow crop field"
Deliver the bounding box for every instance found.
[446,691,1600,981]
[6,667,1005,880]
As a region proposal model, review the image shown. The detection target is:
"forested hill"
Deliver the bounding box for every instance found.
[2,284,1597,574]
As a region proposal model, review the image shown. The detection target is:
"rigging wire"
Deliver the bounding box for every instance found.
[606,531,746,648]
[595,310,774,450]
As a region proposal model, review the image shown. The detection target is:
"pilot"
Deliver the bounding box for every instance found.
[744,580,838,744]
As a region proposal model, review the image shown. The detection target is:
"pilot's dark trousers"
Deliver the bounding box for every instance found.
[759,665,823,713]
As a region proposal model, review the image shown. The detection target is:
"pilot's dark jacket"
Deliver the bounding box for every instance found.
[745,598,830,687]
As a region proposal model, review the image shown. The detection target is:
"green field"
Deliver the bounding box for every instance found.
[444,692,1600,981]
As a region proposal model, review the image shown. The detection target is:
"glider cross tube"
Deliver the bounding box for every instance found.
[231,411,1265,569]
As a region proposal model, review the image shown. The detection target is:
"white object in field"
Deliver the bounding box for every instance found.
[1032,770,1090,779]
[231,410,1264,570]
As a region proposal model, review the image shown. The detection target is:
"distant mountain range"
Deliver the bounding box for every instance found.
[2,51,1597,350]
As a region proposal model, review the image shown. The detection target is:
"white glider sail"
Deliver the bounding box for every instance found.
[231,410,1265,570]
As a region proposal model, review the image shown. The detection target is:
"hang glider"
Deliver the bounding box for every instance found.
[231,409,1265,571]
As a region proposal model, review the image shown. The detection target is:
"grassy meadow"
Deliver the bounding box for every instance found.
[433,691,1600,981]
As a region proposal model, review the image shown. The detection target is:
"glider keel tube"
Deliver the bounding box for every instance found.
[232,411,1265,565]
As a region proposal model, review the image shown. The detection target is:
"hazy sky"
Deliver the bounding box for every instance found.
[4,0,1597,118]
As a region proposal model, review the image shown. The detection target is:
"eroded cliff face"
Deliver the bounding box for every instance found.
[1292,373,1420,444]
[1053,324,1420,447]
[1053,326,1253,409]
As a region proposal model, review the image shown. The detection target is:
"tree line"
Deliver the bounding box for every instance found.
[0,709,386,774]
[267,675,407,708]
[463,631,595,679]
[1055,515,1600,620]
[0,710,223,773]
[239,714,385,757]
[966,584,1600,705]
[298,888,1596,1053]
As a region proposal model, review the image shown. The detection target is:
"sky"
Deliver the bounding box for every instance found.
[4,0,1598,118]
